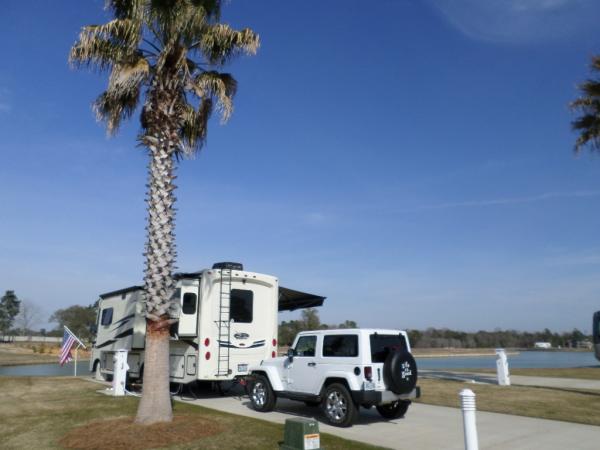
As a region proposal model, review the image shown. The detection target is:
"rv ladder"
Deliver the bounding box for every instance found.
[216,268,232,376]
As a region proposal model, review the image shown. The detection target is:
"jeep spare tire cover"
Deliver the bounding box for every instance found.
[383,350,418,395]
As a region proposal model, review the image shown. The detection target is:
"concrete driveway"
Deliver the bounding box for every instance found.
[174,387,600,450]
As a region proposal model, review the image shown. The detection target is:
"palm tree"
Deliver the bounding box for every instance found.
[571,56,600,152]
[69,0,258,424]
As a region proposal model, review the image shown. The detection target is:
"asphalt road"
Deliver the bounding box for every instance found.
[175,388,600,450]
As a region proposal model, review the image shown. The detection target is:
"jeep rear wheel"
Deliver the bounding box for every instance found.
[250,374,276,412]
[376,400,410,419]
[322,383,358,427]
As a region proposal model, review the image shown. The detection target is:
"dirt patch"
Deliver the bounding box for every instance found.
[59,415,223,449]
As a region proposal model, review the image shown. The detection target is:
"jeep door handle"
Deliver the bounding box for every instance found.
[308,362,316,367]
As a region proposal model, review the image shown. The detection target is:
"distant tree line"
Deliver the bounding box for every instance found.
[278,308,358,345]
[406,327,591,349]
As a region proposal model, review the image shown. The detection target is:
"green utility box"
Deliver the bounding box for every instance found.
[280,418,322,450]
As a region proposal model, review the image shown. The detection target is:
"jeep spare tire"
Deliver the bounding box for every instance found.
[383,350,418,395]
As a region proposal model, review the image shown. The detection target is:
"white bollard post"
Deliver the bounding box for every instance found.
[459,389,479,450]
[495,348,511,386]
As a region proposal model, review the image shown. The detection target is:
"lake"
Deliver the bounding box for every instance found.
[0,360,90,377]
[0,351,597,376]
[416,351,599,370]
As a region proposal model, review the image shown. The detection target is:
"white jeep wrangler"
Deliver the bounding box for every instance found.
[247,328,420,427]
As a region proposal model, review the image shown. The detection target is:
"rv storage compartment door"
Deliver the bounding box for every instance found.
[178,286,198,336]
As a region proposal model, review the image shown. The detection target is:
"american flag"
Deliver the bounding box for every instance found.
[59,328,77,366]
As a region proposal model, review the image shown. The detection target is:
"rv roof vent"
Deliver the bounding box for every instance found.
[212,262,244,271]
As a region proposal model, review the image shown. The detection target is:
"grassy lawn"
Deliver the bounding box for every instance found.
[415,378,600,426]
[0,377,385,450]
[452,367,600,380]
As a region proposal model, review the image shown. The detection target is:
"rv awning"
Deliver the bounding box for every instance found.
[278,287,325,312]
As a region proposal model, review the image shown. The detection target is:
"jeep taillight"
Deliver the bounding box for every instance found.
[364,366,373,381]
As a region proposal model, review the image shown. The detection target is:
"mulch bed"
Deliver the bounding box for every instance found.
[59,415,223,449]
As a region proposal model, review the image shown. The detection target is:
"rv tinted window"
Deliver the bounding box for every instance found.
[295,335,317,357]
[323,335,358,357]
[230,289,253,323]
[100,308,113,326]
[182,293,197,315]
[370,334,407,363]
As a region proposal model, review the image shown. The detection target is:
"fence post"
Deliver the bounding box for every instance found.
[459,388,479,450]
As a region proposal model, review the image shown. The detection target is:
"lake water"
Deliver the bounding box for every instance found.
[0,352,597,376]
[416,351,599,370]
[0,360,90,377]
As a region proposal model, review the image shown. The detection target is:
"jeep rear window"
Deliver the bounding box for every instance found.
[323,335,358,357]
[370,334,407,363]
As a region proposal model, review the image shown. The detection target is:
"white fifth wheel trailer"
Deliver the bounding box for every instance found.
[90,262,325,384]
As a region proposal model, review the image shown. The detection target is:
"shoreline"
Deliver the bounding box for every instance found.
[414,351,520,358]
[0,359,91,367]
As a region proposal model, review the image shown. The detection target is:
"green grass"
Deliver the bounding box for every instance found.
[0,377,386,450]
[416,378,600,426]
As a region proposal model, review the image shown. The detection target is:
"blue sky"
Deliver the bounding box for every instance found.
[1,0,600,332]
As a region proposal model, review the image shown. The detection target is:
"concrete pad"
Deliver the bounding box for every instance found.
[173,388,600,450]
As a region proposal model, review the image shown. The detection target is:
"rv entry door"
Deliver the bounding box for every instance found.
[178,286,198,336]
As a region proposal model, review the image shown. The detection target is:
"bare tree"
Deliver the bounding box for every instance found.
[14,300,42,336]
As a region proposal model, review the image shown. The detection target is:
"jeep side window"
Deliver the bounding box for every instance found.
[323,335,358,357]
[294,335,316,357]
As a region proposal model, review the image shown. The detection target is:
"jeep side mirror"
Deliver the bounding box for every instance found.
[287,348,295,360]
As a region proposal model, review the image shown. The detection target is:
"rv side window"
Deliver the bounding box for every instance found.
[230,289,253,323]
[322,334,358,357]
[182,293,197,315]
[100,308,113,326]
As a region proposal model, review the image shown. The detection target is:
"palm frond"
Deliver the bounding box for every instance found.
[69,19,142,70]
[180,98,213,153]
[570,55,600,153]
[199,24,259,65]
[93,81,142,134]
[105,0,145,21]
[190,71,236,122]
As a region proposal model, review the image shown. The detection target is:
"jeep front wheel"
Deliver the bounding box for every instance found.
[250,374,276,412]
[376,400,410,419]
[322,383,358,427]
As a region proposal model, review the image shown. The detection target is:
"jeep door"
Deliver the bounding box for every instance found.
[286,334,320,394]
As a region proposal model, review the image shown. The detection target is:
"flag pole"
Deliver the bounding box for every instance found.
[74,345,78,377]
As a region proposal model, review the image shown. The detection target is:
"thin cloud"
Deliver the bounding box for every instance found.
[0,102,11,113]
[401,190,600,213]
[425,0,600,44]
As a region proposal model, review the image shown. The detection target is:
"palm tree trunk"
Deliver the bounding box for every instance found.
[135,128,177,424]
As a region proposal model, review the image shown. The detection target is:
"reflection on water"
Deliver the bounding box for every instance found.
[416,351,599,370]
[0,360,90,377]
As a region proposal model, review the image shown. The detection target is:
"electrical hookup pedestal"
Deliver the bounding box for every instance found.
[495,348,511,386]
[279,418,322,450]
[112,349,129,396]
